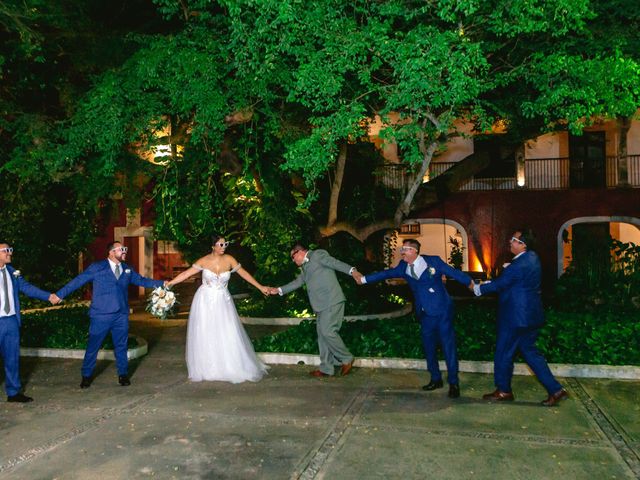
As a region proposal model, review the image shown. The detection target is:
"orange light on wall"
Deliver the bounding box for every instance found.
[470,255,484,273]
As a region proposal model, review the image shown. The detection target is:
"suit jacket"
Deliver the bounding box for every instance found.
[3,264,51,326]
[280,249,353,312]
[479,250,544,329]
[56,260,163,317]
[366,255,472,316]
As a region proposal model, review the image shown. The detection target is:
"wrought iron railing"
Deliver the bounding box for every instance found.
[376,155,640,192]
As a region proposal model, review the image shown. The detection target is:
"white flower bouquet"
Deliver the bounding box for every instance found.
[146,286,177,320]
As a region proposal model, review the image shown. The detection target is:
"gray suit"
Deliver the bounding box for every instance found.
[280,249,354,375]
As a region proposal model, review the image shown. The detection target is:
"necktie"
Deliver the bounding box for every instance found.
[409,264,419,279]
[2,268,10,314]
[115,264,121,280]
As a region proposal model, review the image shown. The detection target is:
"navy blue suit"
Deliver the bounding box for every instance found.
[480,250,562,394]
[366,255,472,385]
[56,260,163,377]
[1,265,51,396]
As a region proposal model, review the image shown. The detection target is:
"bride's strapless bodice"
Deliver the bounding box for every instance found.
[201,269,231,290]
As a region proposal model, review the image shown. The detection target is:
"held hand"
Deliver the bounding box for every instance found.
[259,285,270,296]
[352,271,364,285]
[49,293,61,305]
[268,287,280,296]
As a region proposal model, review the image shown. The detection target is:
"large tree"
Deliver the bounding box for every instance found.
[10,0,639,272]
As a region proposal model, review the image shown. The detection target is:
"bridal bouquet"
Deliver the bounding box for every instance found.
[146,286,177,320]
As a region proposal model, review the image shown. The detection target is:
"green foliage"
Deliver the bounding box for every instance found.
[236,278,405,318]
[255,301,640,365]
[448,236,465,270]
[20,306,137,349]
[554,239,640,311]
[3,0,640,279]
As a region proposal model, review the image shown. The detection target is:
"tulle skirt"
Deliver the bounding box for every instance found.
[186,285,268,383]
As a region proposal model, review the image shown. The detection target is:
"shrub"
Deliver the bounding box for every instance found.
[255,302,640,366]
[21,306,136,349]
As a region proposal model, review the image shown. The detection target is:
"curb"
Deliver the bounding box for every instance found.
[241,303,413,325]
[157,303,413,326]
[257,353,640,380]
[20,335,148,361]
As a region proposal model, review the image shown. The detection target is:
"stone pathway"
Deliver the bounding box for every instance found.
[1,319,638,479]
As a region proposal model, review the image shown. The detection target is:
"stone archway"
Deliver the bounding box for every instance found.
[392,218,469,269]
[556,215,640,277]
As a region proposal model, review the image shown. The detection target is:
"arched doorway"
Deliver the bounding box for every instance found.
[390,219,469,270]
[556,216,640,277]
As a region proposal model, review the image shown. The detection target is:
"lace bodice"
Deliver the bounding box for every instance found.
[193,264,240,290]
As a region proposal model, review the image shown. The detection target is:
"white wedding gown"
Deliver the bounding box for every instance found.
[186,265,268,383]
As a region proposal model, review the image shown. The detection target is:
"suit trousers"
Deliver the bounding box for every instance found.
[494,325,562,394]
[418,304,459,385]
[316,302,353,375]
[0,315,21,396]
[82,312,130,377]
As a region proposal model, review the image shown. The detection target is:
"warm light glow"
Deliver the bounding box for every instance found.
[517,175,525,187]
[153,144,172,158]
[470,255,484,272]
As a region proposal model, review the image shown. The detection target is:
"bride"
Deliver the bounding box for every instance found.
[167,235,269,383]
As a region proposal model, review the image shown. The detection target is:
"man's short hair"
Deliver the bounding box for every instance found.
[290,241,308,253]
[515,228,536,251]
[106,241,121,254]
[402,238,421,252]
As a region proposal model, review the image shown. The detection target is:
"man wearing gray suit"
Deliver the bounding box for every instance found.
[271,242,361,377]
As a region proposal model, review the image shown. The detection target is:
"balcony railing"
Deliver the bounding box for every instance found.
[375,155,640,192]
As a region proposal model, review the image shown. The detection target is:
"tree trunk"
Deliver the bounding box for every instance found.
[326,141,347,227]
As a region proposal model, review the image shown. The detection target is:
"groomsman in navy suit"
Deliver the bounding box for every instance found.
[0,242,59,402]
[359,239,473,398]
[56,241,165,388]
[473,229,568,406]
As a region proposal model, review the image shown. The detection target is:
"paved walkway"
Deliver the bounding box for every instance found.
[1,316,639,479]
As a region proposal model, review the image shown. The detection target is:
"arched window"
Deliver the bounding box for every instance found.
[557,216,640,277]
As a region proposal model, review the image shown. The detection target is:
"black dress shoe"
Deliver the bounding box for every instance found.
[421,379,444,391]
[448,384,460,398]
[118,375,131,386]
[7,393,34,403]
[80,376,93,389]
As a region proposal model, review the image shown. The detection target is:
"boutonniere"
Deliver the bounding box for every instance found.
[125,269,131,274]
[428,267,436,277]
[12,270,21,278]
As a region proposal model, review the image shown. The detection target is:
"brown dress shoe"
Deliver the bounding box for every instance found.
[542,389,569,406]
[309,370,330,377]
[340,360,354,376]
[482,389,515,401]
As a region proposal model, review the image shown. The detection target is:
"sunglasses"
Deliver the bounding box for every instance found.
[110,246,129,253]
[215,242,230,248]
[510,237,526,245]
[400,246,417,252]
[0,247,14,253]
[290,249,302,259]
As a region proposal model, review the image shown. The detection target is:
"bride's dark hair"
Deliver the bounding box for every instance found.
[211,234,224,245]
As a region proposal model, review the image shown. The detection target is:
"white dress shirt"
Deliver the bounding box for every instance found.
[108,259,121,277]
